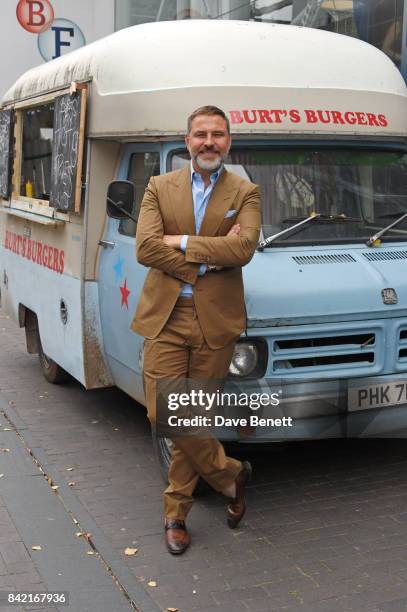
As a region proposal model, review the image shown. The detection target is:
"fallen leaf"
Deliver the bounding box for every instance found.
[66,467,74,472]
[32,545,42,551]
[167,608,178,612]
[2,448,10,453]
[148,581,157,587]
[113,428,119,431]
[51,485,59,491]
[75,532,84,537]
[86,551,95,555]
[73,518,78,525]
[124,547,138,556]
[68,482,75,486]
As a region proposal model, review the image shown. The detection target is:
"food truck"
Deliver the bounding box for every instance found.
[1,20,407,472]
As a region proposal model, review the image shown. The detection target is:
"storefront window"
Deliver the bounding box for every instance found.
[115,0,250,28]
[115,1,404,69]
[20,103,54,200]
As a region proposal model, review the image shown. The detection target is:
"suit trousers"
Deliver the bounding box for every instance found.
[143,296,242,519]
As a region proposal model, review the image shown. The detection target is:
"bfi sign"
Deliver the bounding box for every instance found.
[16,0,85,61]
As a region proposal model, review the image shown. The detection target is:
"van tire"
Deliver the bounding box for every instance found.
[38,337,70,384]
[152,432,209,495]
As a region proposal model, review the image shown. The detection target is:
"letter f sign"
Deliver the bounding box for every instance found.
[52,26,74,58]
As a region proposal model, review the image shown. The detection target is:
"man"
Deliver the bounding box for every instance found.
[132,105,261,554]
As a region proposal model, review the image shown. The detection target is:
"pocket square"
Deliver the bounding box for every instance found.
[224,209,237,218]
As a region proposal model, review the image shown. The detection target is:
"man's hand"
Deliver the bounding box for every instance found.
[227,223,240,236]
[162,235,183,248]
[208,224,241,271]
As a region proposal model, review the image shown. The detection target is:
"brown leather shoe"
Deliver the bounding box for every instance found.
[227,461,252,529]
[165,519,190,555]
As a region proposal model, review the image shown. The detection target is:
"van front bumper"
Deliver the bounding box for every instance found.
[216,373,407,441]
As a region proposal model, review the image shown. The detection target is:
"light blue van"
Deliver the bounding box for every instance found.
[1,21,407,473]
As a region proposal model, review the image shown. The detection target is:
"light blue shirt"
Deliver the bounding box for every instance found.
[179,162,223,296]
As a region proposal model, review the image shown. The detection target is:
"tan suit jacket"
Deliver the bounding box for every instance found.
[131,164,261,349]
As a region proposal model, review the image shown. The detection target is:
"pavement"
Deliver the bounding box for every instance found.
[2,307,407,611]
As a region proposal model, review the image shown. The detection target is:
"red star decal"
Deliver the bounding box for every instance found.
[119,278,130,308]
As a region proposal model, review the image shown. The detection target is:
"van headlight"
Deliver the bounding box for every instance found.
[229,339,268,378]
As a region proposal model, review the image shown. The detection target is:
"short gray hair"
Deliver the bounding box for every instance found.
[187,105,230,134]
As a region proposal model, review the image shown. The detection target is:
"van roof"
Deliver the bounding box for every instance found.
[4,20,407,139]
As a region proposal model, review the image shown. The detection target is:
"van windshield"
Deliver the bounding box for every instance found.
[171,148,407,245]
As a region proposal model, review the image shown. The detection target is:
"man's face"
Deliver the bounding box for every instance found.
[185,114,232,172]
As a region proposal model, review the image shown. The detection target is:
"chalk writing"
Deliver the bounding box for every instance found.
[0,110,13,199]
[50,92,81,210]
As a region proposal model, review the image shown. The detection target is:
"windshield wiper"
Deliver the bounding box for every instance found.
[366,212,407,247]
[257,213,359,250]
[258,213,321,250]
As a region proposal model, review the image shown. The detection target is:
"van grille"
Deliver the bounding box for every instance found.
[272,330,377,373]
[363,251,407,262]
[292,254,356,265]
[398,328,407,362]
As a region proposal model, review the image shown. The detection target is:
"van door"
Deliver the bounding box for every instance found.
[98,145,161,402]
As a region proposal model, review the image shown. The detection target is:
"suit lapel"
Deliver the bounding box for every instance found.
[199,168,239,236]
[168,165,196,235]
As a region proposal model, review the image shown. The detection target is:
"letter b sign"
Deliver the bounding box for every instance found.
[16,0,54,34]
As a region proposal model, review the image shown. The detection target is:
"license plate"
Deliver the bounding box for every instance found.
[348,380,407,412]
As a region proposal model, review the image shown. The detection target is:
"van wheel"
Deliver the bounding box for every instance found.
[38,337,70,384]
[152,433,209,495]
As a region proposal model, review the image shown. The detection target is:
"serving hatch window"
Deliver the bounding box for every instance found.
[20,103,54,200]
[170,147,407,245]
[12,87,87,213]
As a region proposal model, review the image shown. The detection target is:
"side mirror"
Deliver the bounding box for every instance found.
[106,180,136,222]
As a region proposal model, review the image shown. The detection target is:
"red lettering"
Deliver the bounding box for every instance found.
[317,110,331,124]
[31,241,38,262]
[305,110,318,123]
[257,109,272,123]
[271,110,285,123]
[331,111,345,125]
[27,1,46,26]
[355,112,367,125]
[289,109,301,123]
[17,236,23,255]
[53,248,59,272]
[242,110,257,124]
[59,250,65,274]
[229,110,243,124]
[344,112,356,125]
[378,114,388,127]
[366,113,380,127]
[47,247,53,269]
[37,242,43,265]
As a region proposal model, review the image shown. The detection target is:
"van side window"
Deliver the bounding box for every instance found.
[20,103,54,200]
[119,151,160,236]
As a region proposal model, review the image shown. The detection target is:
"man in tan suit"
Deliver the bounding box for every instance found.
[132,106,261,554]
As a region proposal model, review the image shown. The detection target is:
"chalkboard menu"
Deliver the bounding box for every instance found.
[0,109,14,199]
[50,91,82,211]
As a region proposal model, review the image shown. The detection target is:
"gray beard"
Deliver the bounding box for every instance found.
[194,154,223,172]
